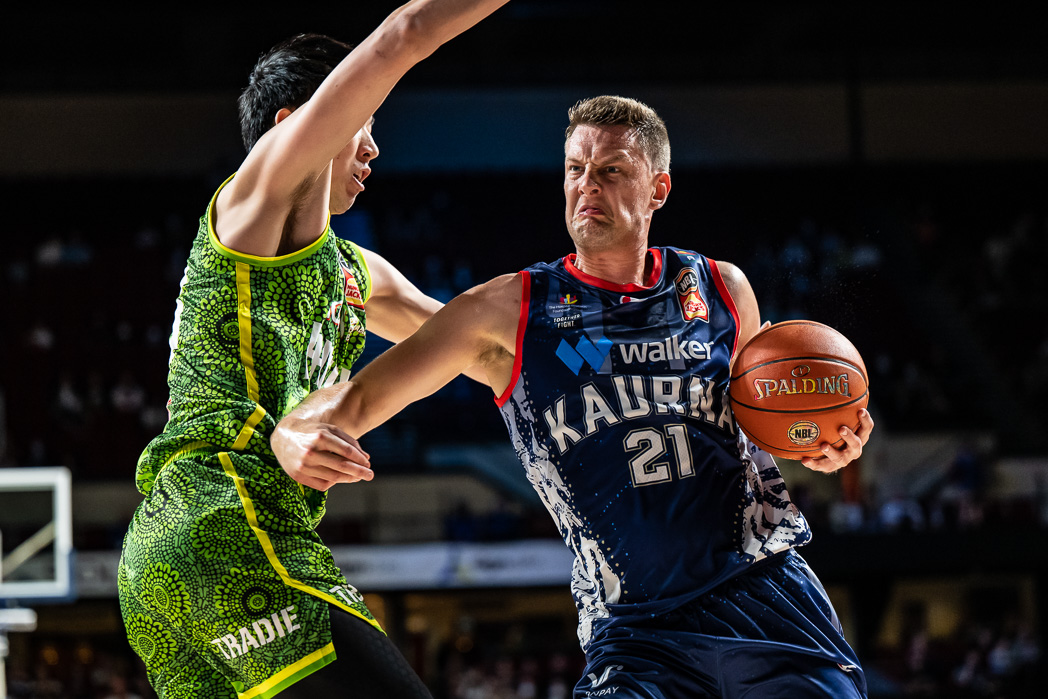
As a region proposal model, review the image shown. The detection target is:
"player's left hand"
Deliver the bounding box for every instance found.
[271,417,373,491]
[801,409,874,473]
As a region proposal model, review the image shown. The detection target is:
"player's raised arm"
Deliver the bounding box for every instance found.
[272,273,521,490]
[214,0,509,257]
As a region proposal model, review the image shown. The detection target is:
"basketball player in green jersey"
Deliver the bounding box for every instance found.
[117,2,509,698]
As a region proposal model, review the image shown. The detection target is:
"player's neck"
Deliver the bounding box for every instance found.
[279,170,332,255]
[572,243,653,287]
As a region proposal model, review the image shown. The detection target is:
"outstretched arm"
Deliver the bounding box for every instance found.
[214,0,510,256]
[272,273,521,490]
[716,259,874,473]
[359,247,489,384]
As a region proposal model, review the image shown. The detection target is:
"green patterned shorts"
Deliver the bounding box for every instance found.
[118,452,380,699]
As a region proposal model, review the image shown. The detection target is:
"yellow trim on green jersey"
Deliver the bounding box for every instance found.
[345,240,373,305]
[236,642,337,699]
[235,262,261,403]
[206,173,332,267]
[218,453,385,634]
[233,405,267,451]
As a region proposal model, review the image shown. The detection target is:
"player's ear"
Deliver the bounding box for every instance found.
[651,172,671,210]
[274,107,295,126]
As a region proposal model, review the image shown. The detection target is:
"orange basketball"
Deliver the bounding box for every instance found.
[729,320,869,459]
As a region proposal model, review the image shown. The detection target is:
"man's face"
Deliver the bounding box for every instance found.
[563,124,667,251]
[330,118,378,214]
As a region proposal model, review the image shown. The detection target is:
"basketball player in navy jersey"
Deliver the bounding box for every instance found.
[272,95,875,698]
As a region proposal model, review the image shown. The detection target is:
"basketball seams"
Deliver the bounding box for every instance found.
[730,390,869,414]
[727,319,869,459]
[744,430,848,455]
[730,356,868,383]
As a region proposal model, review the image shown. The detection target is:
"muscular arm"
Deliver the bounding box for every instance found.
[360,246,491,384]
[272,273,521,490]
[212,0,509,256]
[360,247,447,343]
[715,259,874,473]
[714,260,762,368]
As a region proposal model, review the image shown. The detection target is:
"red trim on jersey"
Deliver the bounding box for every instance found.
[708,259,741,359]
[564,248,663,292]
[494,271,531,408]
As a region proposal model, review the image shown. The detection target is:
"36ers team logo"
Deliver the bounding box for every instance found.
[674,269,708,322]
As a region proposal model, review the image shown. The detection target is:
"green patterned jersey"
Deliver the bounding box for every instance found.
[136,175,371,498]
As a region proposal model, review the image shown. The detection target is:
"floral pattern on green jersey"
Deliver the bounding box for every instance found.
[162,465,199,508]
[127,613,179,665]
[135,217,370,497]
[214,568,292,621]
[138,488,181,537]
[140,562,191,624]
[308,543,336,573]
[191,509,251,560]
[238,653,284,687]
[253,484,309,535]
[122,182,379,696]
[161,679,208,699]
[121,452,374,696]
[189,615,220,646]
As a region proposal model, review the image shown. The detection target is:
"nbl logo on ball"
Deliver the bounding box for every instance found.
[787,421,820,446]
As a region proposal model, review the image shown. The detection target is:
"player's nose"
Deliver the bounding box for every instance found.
[578,168,600,193]
[360,134,378,161]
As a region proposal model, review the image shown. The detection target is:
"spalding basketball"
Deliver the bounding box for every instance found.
[729,320,869,459]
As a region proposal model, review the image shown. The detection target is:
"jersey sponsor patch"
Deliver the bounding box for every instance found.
[674,269,709,322]
[556,335,612,375]
[547,296,589,330]
[340,256,364,308]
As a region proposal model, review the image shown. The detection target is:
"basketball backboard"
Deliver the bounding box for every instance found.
[0,467,74,602]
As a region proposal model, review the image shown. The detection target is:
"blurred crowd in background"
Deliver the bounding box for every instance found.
[2,162,1046,698]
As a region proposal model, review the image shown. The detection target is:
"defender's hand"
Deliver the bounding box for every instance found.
[801,409,874,474]
[272,418,373,491]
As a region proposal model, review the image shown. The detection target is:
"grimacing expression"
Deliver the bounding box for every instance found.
[563,124,669,250]
[330,119,378,214]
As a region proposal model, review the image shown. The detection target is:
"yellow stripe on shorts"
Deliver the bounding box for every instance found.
[218,452,384,634]
[237,642,337,699]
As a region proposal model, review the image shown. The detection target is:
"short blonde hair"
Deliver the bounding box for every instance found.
[565,95,670,172]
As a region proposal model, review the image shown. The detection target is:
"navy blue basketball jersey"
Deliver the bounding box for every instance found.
[496,247,812,649]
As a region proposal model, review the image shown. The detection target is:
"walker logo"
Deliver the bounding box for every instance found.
[210,605,301,660]
[557,335,612,375]
[618,335,712,364]
[675,269,708,322]
[560,294,579,304]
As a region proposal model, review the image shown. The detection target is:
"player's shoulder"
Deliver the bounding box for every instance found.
[710,259,749,284]
[465,272,524,305]
[443,273,522,325]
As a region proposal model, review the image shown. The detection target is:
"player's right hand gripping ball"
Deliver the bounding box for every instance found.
[729,320,869,459]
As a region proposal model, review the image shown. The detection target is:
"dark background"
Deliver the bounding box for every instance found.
[2,3,1047,698]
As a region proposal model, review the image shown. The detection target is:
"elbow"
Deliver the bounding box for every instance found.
[338,383,374,437]
[378,6,441,63]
